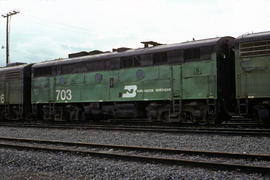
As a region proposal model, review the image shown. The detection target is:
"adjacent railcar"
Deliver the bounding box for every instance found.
[31,37,235,124]
[235,31,270,123]
[0,63,32,120]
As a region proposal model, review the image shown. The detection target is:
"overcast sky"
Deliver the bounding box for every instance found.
[0,0,269,66]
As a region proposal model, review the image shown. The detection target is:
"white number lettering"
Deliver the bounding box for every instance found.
[66,89,72,100]
[55,89,72,101]
[56,90,61,100]
[60,90,66,100]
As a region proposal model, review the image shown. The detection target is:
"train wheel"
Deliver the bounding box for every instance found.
[79,111,86,121]
[253,107,269,124]
[161,111,170,123]
[198,119,208,125]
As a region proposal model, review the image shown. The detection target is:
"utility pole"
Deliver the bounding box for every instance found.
[2,10,19,65]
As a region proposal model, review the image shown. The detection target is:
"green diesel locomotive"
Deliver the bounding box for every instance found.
[31,37,235,124]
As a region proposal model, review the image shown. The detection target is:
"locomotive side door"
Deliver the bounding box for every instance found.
[107,58,120,101]
[171,65,181,98]
[48,77,56,102]
[48,66,57,103]
[109,72,120,101]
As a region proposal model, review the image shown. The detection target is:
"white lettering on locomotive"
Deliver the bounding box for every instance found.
[122,86,171,98]
[155,88,171,92]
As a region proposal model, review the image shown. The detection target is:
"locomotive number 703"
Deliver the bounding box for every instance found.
[56,89,72,101]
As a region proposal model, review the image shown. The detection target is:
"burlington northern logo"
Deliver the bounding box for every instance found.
[122,85,137,98]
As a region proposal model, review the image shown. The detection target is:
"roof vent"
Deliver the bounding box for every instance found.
[89,50,104,55]
[141,41,162,48]
[68,51,90,58]
[112,47,131,52]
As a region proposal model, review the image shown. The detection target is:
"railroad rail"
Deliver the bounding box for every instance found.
[0,122,270,136]
[0,136,269,175]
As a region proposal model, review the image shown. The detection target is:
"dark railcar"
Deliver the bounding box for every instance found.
[0,63,32,120]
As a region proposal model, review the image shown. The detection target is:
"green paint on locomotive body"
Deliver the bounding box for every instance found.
[235,50,270,99]
[181,55,217,99]
[31,54,218,104]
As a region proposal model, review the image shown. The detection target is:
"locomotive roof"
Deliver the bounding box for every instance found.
[235,31,270,45]
[0,63,31,73]
[33,36,234,68]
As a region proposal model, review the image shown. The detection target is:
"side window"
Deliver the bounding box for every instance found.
[107,58,120,70]
[95,73,102,83]
[61,63,87,74]
[86,60,106,72]
[120,57,133,68]
[200,46,213,60]
[140,54,153,66]
[167,50,183,64]
[120,56,142,69]
[61,64,74,74]
[34,67,52,77]
[153,52,167,65]
[133,55,141,67]
[184,48,200,62]
[183,46,214,62]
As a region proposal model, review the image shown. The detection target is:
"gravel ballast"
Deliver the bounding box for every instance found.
[0,127,269,154]
[0,127,269,179]
[0,148,268,179]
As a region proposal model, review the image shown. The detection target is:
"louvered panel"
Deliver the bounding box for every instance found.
[240,40,270,58]
[4,71,22,80]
